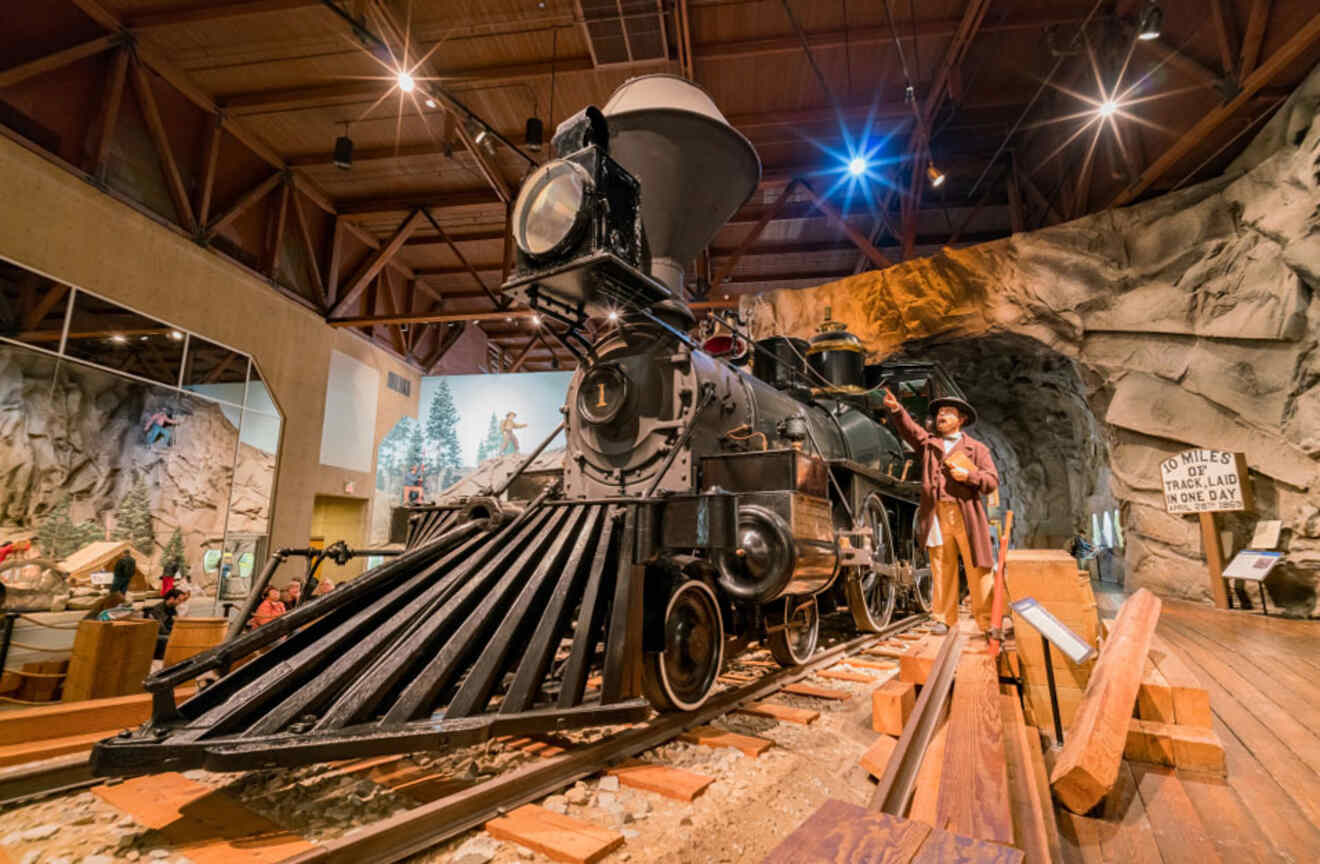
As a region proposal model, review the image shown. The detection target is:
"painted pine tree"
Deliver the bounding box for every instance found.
[406,424,425,479]
[476,412,501,463]
[36,496,104,560]
[112,481,156,555]
[161,527,190,579]
[426,379,463,486]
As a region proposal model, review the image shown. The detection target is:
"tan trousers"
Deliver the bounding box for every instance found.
[929,501,994,630]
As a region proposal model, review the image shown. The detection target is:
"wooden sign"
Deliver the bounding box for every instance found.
[1160,449,1251,514]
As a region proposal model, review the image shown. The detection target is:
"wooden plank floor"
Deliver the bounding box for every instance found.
[1066,586,1320,863]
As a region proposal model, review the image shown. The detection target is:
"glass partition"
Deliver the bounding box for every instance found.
[0,254,282,619]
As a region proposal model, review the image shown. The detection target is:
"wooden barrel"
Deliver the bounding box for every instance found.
[162,617,229,667]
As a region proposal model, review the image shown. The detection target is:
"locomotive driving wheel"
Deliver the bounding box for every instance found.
[642,580,725,711]
[847,494,898,632]
[910,510,934,612]
[768,594,820,667]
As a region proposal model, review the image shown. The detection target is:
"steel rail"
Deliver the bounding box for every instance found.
[0,752,96,806]
[870,629,963,815]
[283,612,928,863]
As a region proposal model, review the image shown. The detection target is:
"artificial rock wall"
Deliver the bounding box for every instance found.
[747,64,1320,615]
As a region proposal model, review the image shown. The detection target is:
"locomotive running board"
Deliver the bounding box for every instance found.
[92,501,650,776]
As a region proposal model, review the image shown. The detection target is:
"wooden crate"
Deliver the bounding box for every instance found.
[162,618,228,666]
[62,619,158,702]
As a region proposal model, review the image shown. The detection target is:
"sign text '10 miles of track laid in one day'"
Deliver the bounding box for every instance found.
[1160,449,1249,514]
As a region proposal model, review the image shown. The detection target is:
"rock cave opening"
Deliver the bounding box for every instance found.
[905,332,1120,582]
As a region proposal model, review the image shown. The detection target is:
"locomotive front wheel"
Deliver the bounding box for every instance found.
[768,595,820,667]
[642,580,725,712]
[847,494,898,632]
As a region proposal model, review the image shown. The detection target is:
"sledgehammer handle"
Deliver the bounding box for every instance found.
[989,509,1014,658]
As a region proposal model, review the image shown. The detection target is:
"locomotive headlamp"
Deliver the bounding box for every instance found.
[512,159,593,258]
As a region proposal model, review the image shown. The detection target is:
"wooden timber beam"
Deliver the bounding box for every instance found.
[377,270,407,356]
[1209,0,1242,80]
[330,309,535,328]
[89,45,130,182]
[1005,155,1025,234]
[329,210,425,319]
[195,112,223,227]
[798,181,893,269]
[0,34,120,89]
[23,285,70,330]
[264,177,290,277]
[1111,10,1320,207]
[422,209,507,310]
[711,179,802,288]
[68,0,339,216]
[326,216,346,307]
[205,171,283,240]
[290,189,324,304]
[336,187,500,216]
[1130,32,1225,91]
[423,323,468,372]
[1239,0,1272,80]
[126,0,322,29]
[508,337,539,373]
[129,56,196,232]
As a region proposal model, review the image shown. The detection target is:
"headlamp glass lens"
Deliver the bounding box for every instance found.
[515,161,588,257]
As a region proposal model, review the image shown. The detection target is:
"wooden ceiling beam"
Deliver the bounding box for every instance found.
[330,309,534,327]
[126,0,322,29]
[1239,0,1272,80]
[89,45,130,182]
[205,171,283,240]
[130,57,197,233]
[329,210,425,318]
[1209,0,1242,80]
[1111,10,1320,207]
[0,33,120,88]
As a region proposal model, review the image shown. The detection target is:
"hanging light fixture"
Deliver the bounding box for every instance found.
[926,163,946,188]
[1137,2,1163,41]
[525,116,544,152]
[333,123,353,170]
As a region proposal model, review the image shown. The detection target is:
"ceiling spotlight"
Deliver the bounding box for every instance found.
[425,97,437,108]
[169,330,184,341]
[531,314,541,326]
[333,123,353,171]
[505,316,513,322]
[525,116,544,152]
[397,71,415,93]
[1137,2,1162,41]
[926,164,946,188]
[607,310,619,322]
[1099,100,1118,117]
[904,84,915,104]
[139,335,149,342]
[110,334,127,344]
[848,156,868,177]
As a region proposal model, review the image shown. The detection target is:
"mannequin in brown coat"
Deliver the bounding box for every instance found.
[882,389,999,634]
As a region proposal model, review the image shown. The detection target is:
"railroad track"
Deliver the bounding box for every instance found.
[2,612,926,860]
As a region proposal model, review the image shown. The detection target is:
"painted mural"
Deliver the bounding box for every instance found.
[369,371,573,544]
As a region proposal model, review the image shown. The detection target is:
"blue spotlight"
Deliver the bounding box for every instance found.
[848,156,868,177]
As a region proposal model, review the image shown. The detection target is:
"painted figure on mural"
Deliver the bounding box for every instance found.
[882,388,1000,637]
[500,411,526,455]
[144,408,180,447]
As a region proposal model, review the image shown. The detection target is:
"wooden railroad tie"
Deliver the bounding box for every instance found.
[486,804,624,864]
[606,760,715,802]
[819,667,874,683]
[783,682,852,701]
[859,735,898,779]
[735,701,819,725]
[1125,718,1225,774]
[93,772,315,863]
[843,656,897,671]
[679,725,773,757]
[871,679,915,736]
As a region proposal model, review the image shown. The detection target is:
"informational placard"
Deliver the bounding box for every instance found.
[1160,449,1250,514]
[90,570,113,586]
[1249,520,1282,549]
[1222,549,1282,583]
[1010,597,1096,665]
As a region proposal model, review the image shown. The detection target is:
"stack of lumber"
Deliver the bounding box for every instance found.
[58,540,130,584]
[902,650,1063,862]
[1125,632,1223,773]
[1050,589,1162,814]
[1003,550,1101,737]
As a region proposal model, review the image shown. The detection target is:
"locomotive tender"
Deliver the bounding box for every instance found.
[91,77,967,776]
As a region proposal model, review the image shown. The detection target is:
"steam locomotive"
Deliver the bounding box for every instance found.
[91,77,970,776]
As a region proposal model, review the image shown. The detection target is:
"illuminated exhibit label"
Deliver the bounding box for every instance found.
[1160,449,1248,514]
